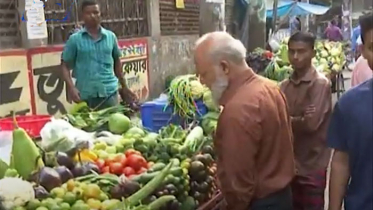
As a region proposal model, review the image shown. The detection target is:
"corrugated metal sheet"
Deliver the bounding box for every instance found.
[0,0,20,49]
[159,0,200,35]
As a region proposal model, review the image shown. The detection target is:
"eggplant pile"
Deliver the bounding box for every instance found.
[29,151,100,198]
[188,153,216,206]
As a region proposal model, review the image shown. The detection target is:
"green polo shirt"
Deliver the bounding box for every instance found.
[62,27,122,100]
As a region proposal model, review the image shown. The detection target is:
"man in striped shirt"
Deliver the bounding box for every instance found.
[61,0,136,109]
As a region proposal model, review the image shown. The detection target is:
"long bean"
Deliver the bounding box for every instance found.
[166,75,200,119]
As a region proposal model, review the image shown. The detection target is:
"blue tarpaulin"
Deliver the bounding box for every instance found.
[266,0,330,17]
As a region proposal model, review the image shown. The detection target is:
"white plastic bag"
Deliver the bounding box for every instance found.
[40,118,94,153]
[0,131,13,165]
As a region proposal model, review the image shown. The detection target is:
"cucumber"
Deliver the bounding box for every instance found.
[148,195,176,210]
[148,162,166,172]
[163,174,181,185]
[139,171,160,184]
[171,158,180,167]
[125,162,174,206]
[130,174,142,183]
[170,167,183,177]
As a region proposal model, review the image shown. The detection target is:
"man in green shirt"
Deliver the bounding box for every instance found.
[61,0,136,110]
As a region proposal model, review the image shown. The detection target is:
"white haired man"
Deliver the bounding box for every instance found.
[194,31,295,210]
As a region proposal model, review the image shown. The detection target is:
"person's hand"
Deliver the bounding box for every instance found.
[68,86,81,103]
[119,87,138,104]
[304,104,316,118]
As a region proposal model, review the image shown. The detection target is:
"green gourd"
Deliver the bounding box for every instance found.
[9,116,44,179]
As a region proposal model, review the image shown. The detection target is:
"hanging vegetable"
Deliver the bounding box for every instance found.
[166,74,205,119]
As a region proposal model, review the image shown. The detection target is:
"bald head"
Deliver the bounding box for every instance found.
[194,32,249,105]
[194,31,247,65]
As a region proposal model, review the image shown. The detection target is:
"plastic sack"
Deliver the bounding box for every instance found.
[0,131,12,178]
[40,118,94,153]
[93,131,122,146]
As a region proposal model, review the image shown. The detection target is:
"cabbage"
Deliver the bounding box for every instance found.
[201,112,220,135]
[108,113,131,134]
[203,91,219,112]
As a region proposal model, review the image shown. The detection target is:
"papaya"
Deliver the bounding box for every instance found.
[10,117,44,179]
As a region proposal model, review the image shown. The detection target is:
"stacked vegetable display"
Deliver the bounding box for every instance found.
[0,99,220,210]
[246,48,273,75]
[262,38,346,82]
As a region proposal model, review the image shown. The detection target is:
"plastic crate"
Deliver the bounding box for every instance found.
[141,96,207,132]
[0,115,51,138]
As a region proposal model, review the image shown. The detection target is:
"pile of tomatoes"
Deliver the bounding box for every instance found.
[95,149,153,177]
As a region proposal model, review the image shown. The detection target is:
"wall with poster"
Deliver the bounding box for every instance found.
[0,51,32,118]
[119,39,149,101]
[0,38,150,118]
[29,47,72,117]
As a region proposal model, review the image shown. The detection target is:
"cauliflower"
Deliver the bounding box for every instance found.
[189,80,205,99]
[0,177,35,209]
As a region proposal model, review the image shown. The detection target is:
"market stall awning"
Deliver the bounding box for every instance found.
[266,0,330,18]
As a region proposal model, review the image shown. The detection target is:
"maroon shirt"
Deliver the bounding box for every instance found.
[216,69,295,210]
[280,68,332,175]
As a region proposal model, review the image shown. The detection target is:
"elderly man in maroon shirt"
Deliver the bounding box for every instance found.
[194,31,295,210]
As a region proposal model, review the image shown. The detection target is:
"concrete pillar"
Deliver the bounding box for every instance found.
[17,0,48,48]
[301,0,309,32]
[199,0,225,36]
[246,0,266,51]
[147,0,161,37]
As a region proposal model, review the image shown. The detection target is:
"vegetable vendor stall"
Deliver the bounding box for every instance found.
[258,36,347,98]
[0,75,223,210]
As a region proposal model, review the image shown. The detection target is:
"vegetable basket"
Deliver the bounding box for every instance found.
[0,115,51,138]
[198,191,224,210]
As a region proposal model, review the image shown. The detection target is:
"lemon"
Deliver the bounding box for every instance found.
[83,184,101,199]
[63,191,77,205]
[98,192,109,201]
[86,199,102,209]
[26,199,41,210]
[35,207,48,210]
[51,187,66,198]
[60,203,70,210]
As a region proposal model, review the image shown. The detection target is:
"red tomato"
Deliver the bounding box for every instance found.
[137,167,147,174]
[263,51,273,58]
[105,156,116,166]
[114,154,125,162]
[122,167,136,177]
[101,166,110,173]
[109,162,123,175]
[96,159,105,169]
[124,149,141,157]
[126,154,147,171]
[120,156,127,167]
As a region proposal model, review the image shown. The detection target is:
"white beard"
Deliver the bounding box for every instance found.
[210,69,229,105]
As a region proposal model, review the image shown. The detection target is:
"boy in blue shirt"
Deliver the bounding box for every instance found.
[327,13,373,210]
